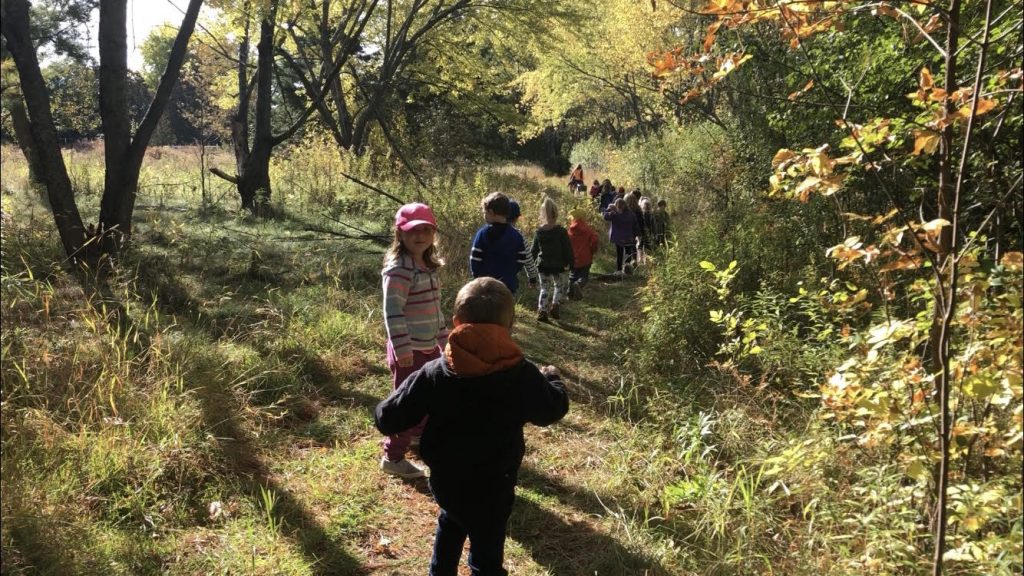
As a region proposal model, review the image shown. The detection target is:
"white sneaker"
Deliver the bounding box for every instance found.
[380,457,426,479]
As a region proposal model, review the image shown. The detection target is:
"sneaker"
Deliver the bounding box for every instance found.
[569,283,583,300]
[537,309,549,323]
[380,457,426,479]
[550,303,560,320]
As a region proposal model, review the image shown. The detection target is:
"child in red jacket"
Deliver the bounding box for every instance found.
[567,208,599,300]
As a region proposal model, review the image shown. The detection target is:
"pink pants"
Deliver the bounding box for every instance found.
[383,344,440,461]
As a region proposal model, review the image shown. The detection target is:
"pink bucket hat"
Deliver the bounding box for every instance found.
[394,203,437,231]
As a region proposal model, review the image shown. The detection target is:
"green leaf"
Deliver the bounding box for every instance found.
[907,459,930,482]
[699,261,716,271]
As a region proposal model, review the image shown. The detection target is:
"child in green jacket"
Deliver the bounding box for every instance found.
[530,196,574,322]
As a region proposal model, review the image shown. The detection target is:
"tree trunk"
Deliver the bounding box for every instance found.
[97,0,203,256]
[238,141,273,214]
[7,96,45,200]
[225,8,277,214]
[1,0,88,264]
[930,0,962,573]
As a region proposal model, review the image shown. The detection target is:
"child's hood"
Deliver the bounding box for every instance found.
[569,219,593,235]
[444,323,523,377]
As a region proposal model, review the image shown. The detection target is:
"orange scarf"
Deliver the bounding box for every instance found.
[444,323,523,376]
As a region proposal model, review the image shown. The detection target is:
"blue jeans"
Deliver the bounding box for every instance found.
[429,477,514,576]
[570,264,591,286]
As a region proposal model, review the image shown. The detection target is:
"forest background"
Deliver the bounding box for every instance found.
[1,0,1021,574]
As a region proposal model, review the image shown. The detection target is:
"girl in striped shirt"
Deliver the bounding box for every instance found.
[380,203,450,478]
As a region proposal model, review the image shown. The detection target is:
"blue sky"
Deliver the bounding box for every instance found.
[87,0,214,70]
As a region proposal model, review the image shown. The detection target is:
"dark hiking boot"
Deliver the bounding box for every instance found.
[569,283,583,300]
[537,309,549,322]
[550,303,561,320]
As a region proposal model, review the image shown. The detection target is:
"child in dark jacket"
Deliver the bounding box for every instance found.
[375,277,569,576]
[470,192,538,293]
[530,196,574,322]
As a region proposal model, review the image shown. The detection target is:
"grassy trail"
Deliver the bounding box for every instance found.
[254,262,667,569]
[325,266,667,575]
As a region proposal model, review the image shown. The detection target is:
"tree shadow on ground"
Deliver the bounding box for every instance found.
[517,465,610,518]
[194,371,366,575]
[508,490,669,576]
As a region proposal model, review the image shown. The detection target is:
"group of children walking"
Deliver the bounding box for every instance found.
[592,179,672,275]
[373,181,670,574]
[470,191,600,322]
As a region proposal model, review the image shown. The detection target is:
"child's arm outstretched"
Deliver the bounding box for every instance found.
[522,362,569,426]
[522,235,539,285]
[375,369,432,435]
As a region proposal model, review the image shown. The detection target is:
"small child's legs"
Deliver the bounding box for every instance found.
[569,264,591,287]
[615,244,626,272]
[623,244,638,271]
[537,272,568,312]
[383,346,438,461]
[429,479,514,576]
[569,265,591,299]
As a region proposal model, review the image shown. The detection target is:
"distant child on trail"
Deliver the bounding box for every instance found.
[531,197,574,322]
[568,164,585,194]
[567,208,599,300]
[374,277,569,576]
[604,197,638,275]
[653,199,671,247]
[598,180,616,213]
[380,203,450,478]
[638,197,655,265]
[470,192,538,293]
[588,179,601,202]
[624,193,645,268]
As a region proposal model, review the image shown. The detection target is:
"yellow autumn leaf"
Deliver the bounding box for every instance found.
[913,131,940,155]
[1000,251,1023,270]
[962,515,983,532]
[920,67,933,89]
[794,176,821,201]
[957,98,998,118]
[772,148,796,167]
[919,218,951,232]
[809,151,835,176]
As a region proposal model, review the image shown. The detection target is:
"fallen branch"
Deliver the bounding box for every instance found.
[209,167,239,184]
[304,223,389,245]
[338,171,404,205]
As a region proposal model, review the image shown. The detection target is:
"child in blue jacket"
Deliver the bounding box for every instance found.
[470,192,538,292]
[375,277,569,575]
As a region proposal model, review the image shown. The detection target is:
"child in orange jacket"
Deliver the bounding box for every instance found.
[567,208,599,300]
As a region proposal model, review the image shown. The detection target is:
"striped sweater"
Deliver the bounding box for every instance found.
[382,254,450,364]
